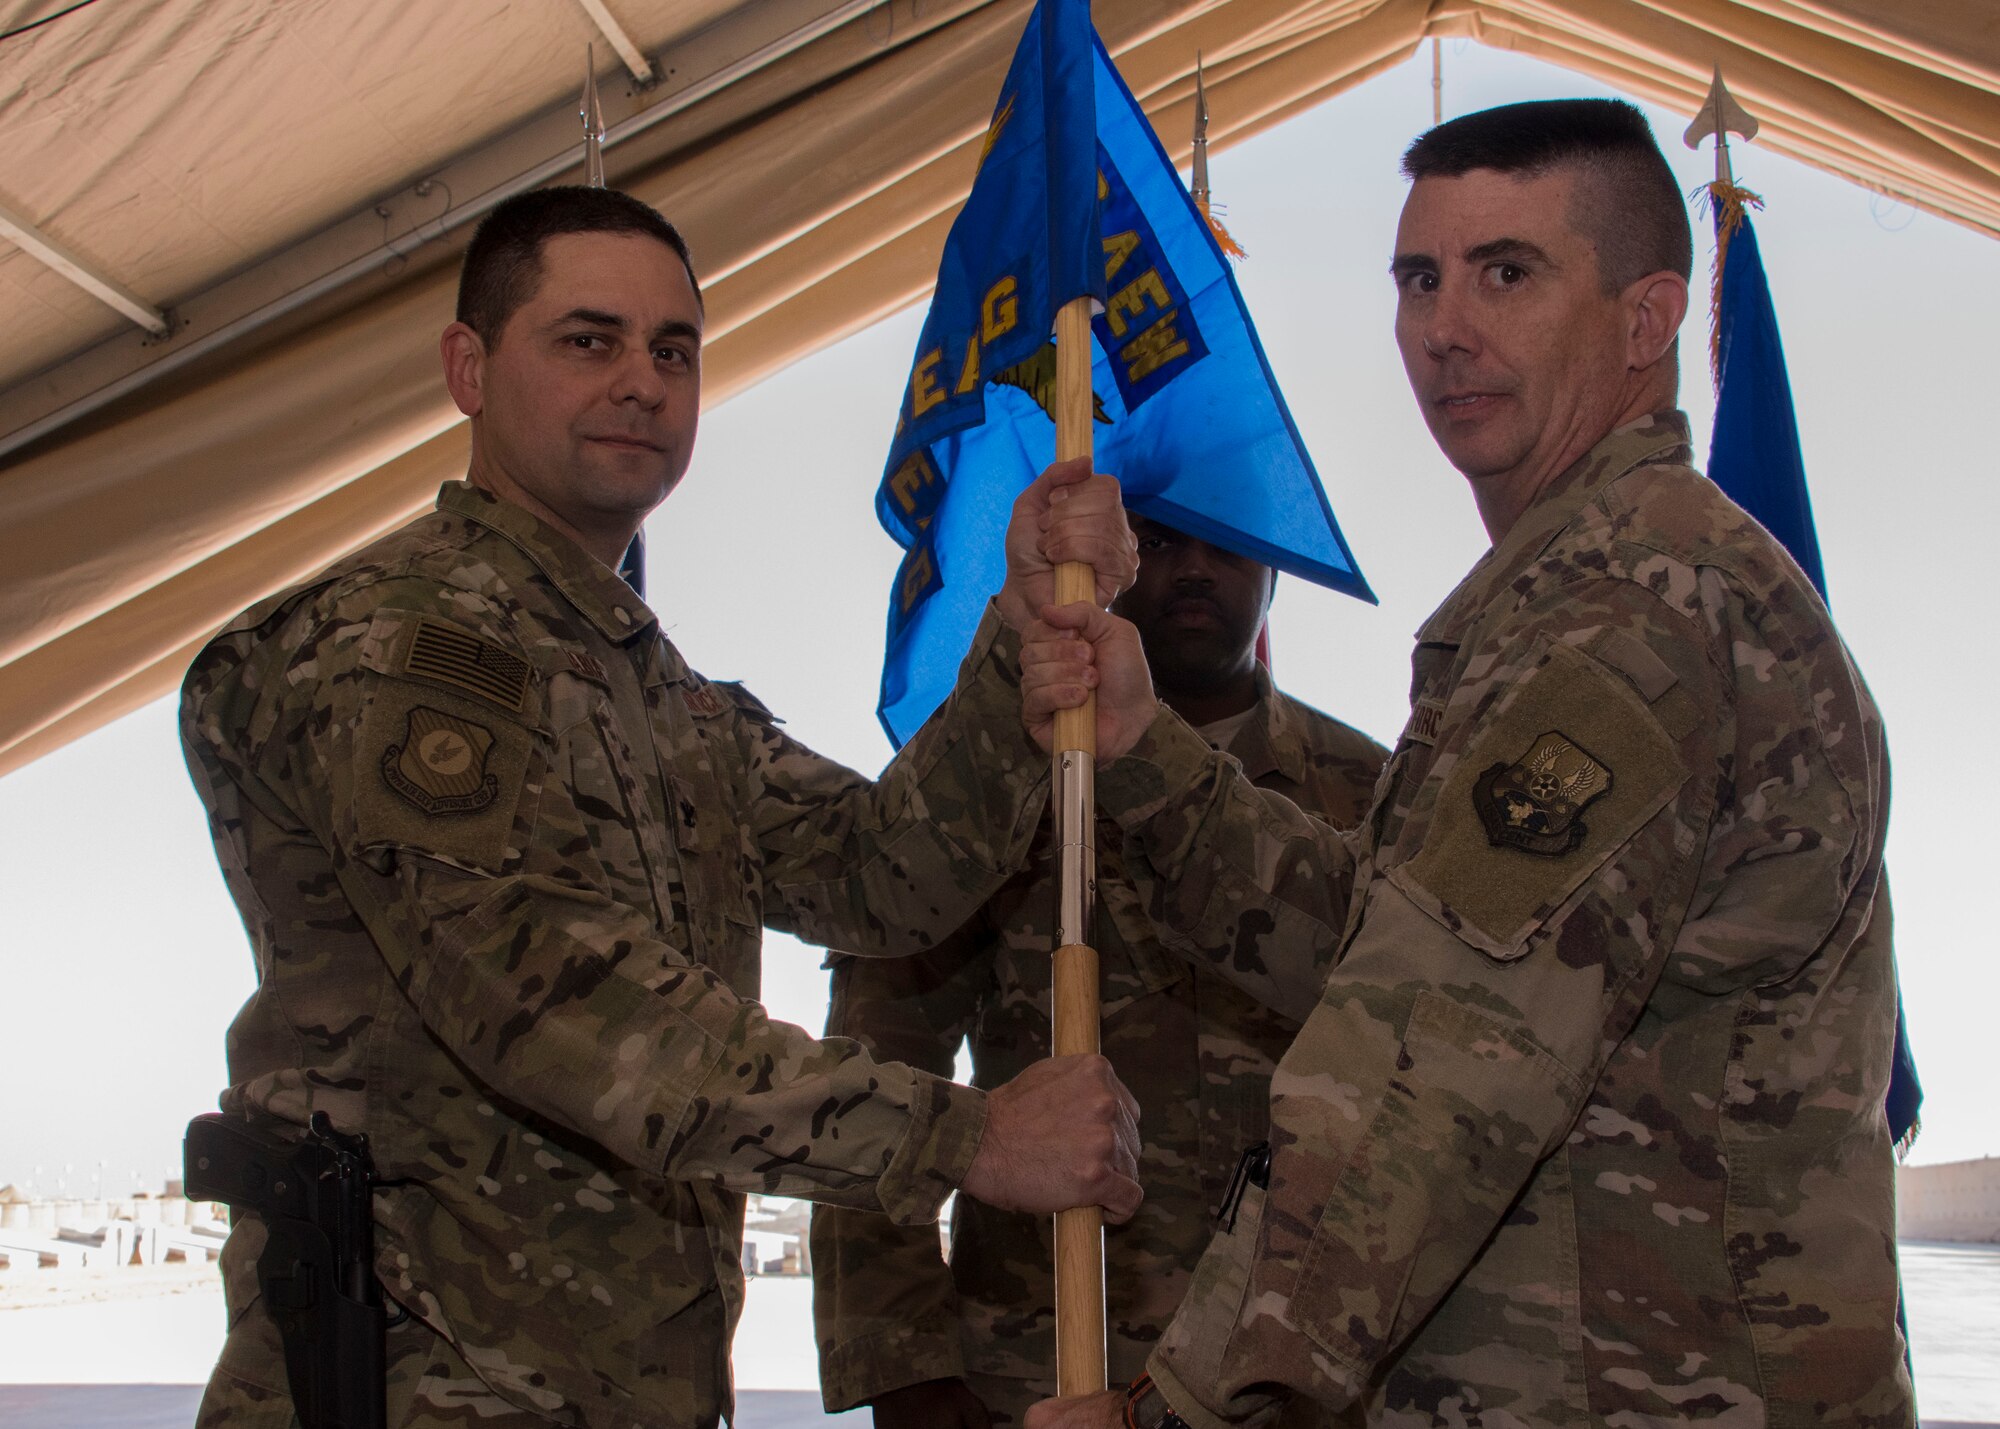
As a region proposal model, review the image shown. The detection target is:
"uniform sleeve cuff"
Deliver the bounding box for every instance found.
[818,1320,968,1413]
[1097,704,1218,827]
[1146,1354,1282,1429]
[875,1071,987,1226]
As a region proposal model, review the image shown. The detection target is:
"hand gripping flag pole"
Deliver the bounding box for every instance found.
[872,5,1373,1382]
[1050,290,1107,1396]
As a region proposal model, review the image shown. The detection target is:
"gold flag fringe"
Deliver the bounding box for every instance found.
[1697,180,1764,392]
[1197,193,1247,259]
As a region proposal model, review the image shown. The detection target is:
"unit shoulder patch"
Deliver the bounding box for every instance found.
[1472,730,1614,856]
[382,706,499,815]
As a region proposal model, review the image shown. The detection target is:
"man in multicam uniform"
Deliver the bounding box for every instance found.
[811,516,1388,1429]
[180,187,1147,1429]
[1018,101,1914,1428]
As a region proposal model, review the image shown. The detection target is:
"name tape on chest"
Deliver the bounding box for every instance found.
[1406,697,1446,747]
[681,681,729,719]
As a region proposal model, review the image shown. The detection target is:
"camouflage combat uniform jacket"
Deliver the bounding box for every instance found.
[1096,415,1912,1427]
[180,482,1051,1429]
[810,681,1386,1421]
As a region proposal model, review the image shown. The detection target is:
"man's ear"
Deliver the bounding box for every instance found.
[441,322,487,418]
[1625,269,1689,374]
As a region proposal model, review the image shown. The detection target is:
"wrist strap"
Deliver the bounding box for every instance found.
[1124,1373,1189,1429]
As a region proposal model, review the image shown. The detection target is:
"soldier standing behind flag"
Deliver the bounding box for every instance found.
[1018,100,1912,1428]
[812,515,1386,1429]
[180,186,1147,1429]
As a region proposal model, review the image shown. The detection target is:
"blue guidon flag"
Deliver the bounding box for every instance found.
[873,0,1372,746]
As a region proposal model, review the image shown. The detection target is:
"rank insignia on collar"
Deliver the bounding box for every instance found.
[382,706,499,816]
[1473,730,1613,856]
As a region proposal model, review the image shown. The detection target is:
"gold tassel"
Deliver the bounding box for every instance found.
[1896,1114,1922,1162]
[1699,179,1763,392]
[1197,192,1247,260]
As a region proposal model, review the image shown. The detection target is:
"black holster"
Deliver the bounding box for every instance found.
[185,1111,387,1429]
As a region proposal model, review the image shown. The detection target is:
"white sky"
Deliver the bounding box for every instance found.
[2,41,1995,1199]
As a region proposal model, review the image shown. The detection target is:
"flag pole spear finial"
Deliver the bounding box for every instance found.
[1190,53,1245,258]
[581,44,607,189]
[1683,66,1763,391]
[1191,52,1211,211]
[1683,65,1758,191]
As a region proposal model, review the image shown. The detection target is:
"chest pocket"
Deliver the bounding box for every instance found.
[1096,827,1186,1015]
[543,665,681,940]
[344,609,547,879]
[664,680,764,996]
[978,825,1181,1059]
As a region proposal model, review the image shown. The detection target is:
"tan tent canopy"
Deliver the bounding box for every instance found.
[1,0,1994,776]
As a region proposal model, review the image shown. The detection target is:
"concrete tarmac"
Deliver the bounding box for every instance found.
[2,1243,1994,1427]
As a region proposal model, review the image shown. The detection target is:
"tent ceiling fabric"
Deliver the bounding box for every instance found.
[0,0,1994,776]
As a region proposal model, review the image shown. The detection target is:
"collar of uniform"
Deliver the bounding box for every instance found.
[1216,664,1307,786]
[1415,410,1693,646]
[437,481,659,645]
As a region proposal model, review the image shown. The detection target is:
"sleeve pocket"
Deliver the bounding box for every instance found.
[1388,638,1687,960]
[1290,990,1578,1369]
[330,607,548,877]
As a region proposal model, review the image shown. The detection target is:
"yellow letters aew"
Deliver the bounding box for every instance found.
[1103,231,1140,283]
[1105,269,1170,338]
[1121,311,1190,383]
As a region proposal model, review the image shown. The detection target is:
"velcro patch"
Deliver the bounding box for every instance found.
[565,650,612,687]
[1407,697,1446,746]
[382,706,499,815]
[1390,639,1686,959]
[404,620,531,711]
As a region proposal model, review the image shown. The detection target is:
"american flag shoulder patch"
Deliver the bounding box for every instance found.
[403,619,532,712]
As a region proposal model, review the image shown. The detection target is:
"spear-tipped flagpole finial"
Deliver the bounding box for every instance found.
[1683,65,1758,189]
[1191,52,1211,210]
[1189,52,1245,259]
[581,44,607,188]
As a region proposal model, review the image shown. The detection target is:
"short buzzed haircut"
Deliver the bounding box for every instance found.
[456,187,701,347]
[1401,99,1691,294]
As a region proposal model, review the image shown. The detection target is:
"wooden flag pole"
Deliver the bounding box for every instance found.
[1050,293,1107,1397]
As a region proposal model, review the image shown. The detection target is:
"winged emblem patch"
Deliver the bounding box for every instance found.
[1472,730,1613,856]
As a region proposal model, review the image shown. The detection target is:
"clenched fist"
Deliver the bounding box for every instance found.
[1020,603,1158,761]
[960,1054,1143,1223]
[997,459,1139,633]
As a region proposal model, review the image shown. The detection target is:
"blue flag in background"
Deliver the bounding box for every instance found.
[1707,196,1921,1149]
[875,0,1372,745]
[1709,212,1827,595]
